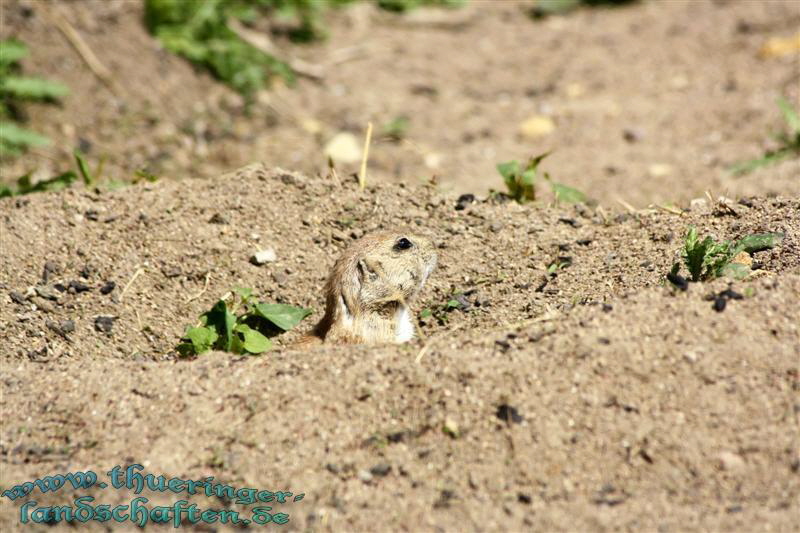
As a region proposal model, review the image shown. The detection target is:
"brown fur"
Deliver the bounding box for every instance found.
[296,231,437,345]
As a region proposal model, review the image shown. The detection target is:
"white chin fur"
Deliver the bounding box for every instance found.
[394,305,415,343]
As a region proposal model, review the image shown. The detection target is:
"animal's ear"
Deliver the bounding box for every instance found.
[357,259,379,283]
[340,261,365,317]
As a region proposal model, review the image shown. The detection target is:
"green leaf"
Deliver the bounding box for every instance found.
[102,180,129,191]
[777,97,800,134]
[549,180,587,204]
[3,171,78,196]
[531,0,583,15]
[0,138,23,158]
[0,40,28,66]
[734,232,785,254]
[383,116,409,140]
[419,308,433,319]
[0,121,51,148]
[526,151,551,170]
[252,303,312,331]
[496,161,520,182]
[1,76,69,100]
[445,299,460,309]
[184,326,219,355]
[144,0,293,97]
[520,168,536,187]
[74,150,94,186]
[234,323,272,354]
[133,168,159,183]
[201,300,236,351]
[730,149,792,176]
[234,287,253,302]
[683,226,707,281]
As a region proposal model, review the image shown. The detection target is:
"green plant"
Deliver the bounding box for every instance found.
[0,151,96,198]
[547,256,572,274]
[420,293,467,326]
[0,171,77,198]
[144,0,295,97]
[670,226,784,283]
[377,0,464,12]
[145,0,467,96]
[383,115,409,141]
[730,98,800,175]
[0,39,69,158]
[177,288,312,356]
[1,151,159,198]
[496,153,546,203]
[547,176,586,204]
[496,152,586,204]
[530,0,636,17]
[262,0,356,42]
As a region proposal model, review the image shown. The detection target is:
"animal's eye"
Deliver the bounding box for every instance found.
[393,237,413,251]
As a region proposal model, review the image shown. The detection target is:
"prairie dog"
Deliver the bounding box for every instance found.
[299,231,437,345]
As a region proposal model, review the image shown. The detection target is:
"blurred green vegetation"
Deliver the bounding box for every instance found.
[730,98,800,175]
[145,0,465,97]
[1,39,69,158]
[377,0,464,12]
[145,0,295,97]
[530,0,636,17]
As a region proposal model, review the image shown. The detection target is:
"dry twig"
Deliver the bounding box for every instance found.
[186,272,211,303]
[46,7,122,96]
[227,18,325,81]
[120,267,144,302]
[359,122,373,191]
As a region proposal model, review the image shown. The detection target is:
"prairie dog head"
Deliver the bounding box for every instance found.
[311,231,437,344]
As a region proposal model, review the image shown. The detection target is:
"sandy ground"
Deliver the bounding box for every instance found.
[1,0,799,531]
[1,165,799,531]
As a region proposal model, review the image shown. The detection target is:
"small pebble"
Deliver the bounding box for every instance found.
[208,213,229,225]
[68,280,92,293]
[455,193,475,211]
[558,217,580,228]
[622,128,644,143]
[94,316,115,334]
[42,261,59,283]
[369,463,391,477]
[324,132,362,164]
[251,248,277,265]
[496,404,524,424]
[717,451,745,472]
[9,291,27,305]
[100,281,116,295]
[667,271,688,291]
[31,297,54,314]
[443,419,460,438]
[357,470,373,483]
[35,286,59,301]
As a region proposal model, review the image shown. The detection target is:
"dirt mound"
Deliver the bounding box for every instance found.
[1,166,798,531]
[3,1,799,206]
